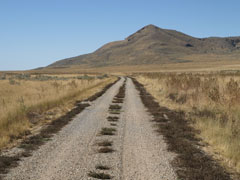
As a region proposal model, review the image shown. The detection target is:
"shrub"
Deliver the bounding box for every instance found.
[0,74,6,80]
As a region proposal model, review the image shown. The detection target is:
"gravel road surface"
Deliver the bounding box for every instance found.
[3,77,177,180]
[121,78,177,180]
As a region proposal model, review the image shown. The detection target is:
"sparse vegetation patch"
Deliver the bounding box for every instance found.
[110,123,117,126]
[0,75,117,149]
[107,116,119,122]
[136,72,240,175]
[109,109,121,115]
[100,128,116,136]
[88,171,111,179]
[97,140,113,147]
[0,77,119,177]
[132,77,233,180]
[95,164,111,170]
[109,105,121,110]
[98,147,114,153]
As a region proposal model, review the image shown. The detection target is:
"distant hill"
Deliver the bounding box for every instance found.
[47,24,240,68]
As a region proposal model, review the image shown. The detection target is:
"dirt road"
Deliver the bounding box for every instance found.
[3,78,177,180]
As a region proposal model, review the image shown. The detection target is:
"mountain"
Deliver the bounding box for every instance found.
[48,25,240,68]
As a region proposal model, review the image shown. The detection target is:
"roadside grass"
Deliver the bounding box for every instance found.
[132,78,232,180]
[0,74,116,149]
[136,72,240,173]
[18,103,90,154]
[0,155,21,174]
[0,77,118,177]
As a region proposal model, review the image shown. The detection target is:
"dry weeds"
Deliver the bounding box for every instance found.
[95,164,111,170]
[100,128,116,136]
[136,72,240,174]
[0,74,116,149]
[133,77,232,180]
[88,171,111,179]
[97,140,113,147]
[98,147,114,153]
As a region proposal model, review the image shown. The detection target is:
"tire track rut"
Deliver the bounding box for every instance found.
[121,78,177,180]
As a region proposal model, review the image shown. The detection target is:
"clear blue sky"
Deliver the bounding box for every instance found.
[0,0,240,70]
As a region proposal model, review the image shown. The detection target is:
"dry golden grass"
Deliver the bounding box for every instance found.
[3,53,238,75]
[136,72,240,173]
[36,60,240,74]
[0,74,116,149]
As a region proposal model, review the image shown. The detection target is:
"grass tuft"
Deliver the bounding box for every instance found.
[98,147,114,153]
[95,164,110,170]
[100,127,116,136]
[107,116,119,122]
[97,140,112,147]
[109,105,121,110]
[109,109,121,114]
[110,123,117,126]
[88,171,111,179]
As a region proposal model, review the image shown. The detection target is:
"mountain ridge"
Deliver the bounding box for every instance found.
[48,24,240,68]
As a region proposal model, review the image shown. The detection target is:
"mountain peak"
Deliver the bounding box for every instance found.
[48,25,240,68]
[142,24,160,30]
[135,24,161,34]
[126,24,161,41]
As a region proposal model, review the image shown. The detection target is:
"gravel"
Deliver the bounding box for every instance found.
[3,78,124,180]
[121,78,177,180]
[3,77,177,180]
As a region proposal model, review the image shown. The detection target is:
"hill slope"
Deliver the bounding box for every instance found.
[48,25,240,68]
